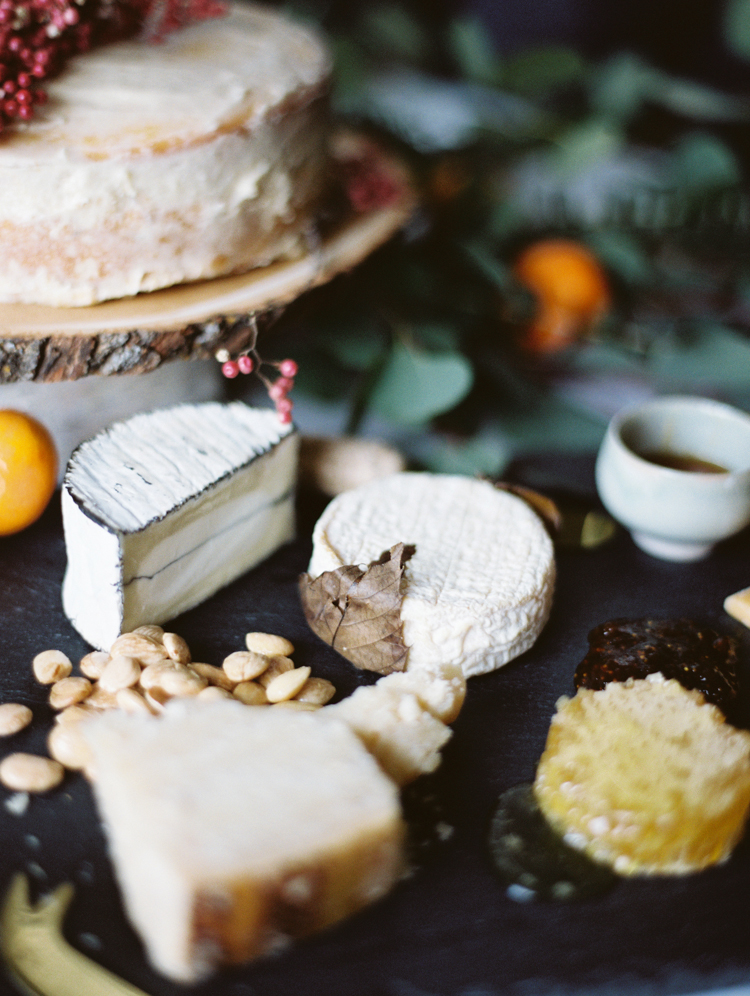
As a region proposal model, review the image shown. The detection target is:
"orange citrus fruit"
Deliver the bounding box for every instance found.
[513,239,611,353]
[0,409,58,536]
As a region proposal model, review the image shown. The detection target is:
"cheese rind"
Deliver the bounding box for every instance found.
[309,473,555,678]
[82,701,405,982]
[62,403,297,650]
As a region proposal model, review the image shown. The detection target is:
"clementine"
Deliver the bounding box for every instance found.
[0,409,58,536]
[513,239,611,353]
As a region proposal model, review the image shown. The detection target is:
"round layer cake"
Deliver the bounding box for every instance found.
[0,3,331,306]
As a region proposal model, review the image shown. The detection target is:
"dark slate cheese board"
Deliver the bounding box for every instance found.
[1,455,750,996]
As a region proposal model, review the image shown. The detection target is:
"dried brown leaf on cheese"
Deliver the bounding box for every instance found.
[299,542,416,675]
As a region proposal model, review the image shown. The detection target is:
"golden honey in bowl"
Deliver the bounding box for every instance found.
[639,451,729,474]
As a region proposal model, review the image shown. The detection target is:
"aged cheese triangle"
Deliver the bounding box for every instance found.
[82,701,405,982]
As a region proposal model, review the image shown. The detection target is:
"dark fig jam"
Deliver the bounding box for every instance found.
[574,618,739,716]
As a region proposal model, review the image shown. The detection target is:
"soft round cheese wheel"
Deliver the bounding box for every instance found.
[309,472,555,678]
[0,3,331,305]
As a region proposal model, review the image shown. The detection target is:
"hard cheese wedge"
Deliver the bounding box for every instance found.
[62,403,297,650]
[82,700,406,982]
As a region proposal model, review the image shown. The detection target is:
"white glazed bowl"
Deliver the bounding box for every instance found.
[595,396,750,561]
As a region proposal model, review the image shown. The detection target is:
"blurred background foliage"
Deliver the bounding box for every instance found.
[263,0,750,474]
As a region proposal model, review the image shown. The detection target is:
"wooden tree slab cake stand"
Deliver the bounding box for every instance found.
[0,135,416,386]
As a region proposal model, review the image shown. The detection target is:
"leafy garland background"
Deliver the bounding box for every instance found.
[255,0,750,476]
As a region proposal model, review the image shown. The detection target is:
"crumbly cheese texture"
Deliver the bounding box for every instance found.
[0,3,331,305]
[62,403,297,649]
[82,701,405,982]
[309,473,555,678]
[534,674,750,876]
[327,662,466,785]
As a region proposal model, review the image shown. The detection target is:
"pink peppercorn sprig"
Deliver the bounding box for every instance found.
[218,349,298,426]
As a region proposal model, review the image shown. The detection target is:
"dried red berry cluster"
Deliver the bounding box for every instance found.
[343,154,402,214]
[220,352,298,425]
[0,0,225,132]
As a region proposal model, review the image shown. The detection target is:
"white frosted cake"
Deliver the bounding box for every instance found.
[0,3,331,306]
[62,403,298,649]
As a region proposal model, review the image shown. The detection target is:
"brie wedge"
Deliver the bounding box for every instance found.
[82,701,405,982]
[62,403,297,650]
[309,473,555,678]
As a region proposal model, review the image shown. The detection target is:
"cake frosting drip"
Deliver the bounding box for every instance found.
[0,4,332,305]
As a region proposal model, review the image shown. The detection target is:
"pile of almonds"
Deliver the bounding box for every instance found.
[0,626,335,794]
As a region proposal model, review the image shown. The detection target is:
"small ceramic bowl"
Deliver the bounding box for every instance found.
[595,395,750,561]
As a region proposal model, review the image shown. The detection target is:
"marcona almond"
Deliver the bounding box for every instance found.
[144,687,170,713]
[132,624,165,643]
[0,703,33,736]
[32,650,72,685]
[222,651,270,684]
[163,632,191,664]
[116,688,156,715]
[197,686,233,702]
[98,655,142,693]
[86,685,120,710]
[266,666,311,704]
[244,632,295,657]
[148,664,206,697]
[139,661,183,690]
[56,705,94,725]
[79,651,110,680]
[256,656,295,688]
[232,681,268,706]
[49,677,93,711]
[191,663,235,691]
[273,700,320,711]
[110,633,169,666]
[295,677,336,706]
[0,753,64,792]
[47,723,91,772]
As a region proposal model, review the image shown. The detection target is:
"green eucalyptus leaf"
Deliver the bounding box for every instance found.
[460,240,514,292]
[671,133,741,191]
[362,5,430,63]
[412,323,460,351]
[567,341,645,375]
[587,231,652,285]
[330,36,371,99]
[725,0,750,59]
[325,322,388,372]
[590,53,654,120]
[650,74,748,122]
[645,324,750,388]
[498,394,608,453]
[369,342,474,425]
[415,431,511,477]
[553,119,623,175]
[293,351,352,401]
[448,18,501,85]
[504,46,585,95]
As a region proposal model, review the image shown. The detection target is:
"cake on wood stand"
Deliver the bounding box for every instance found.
[0,135,416,466]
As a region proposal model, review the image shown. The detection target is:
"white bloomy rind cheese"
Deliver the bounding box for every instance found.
[309,473,555,678]
[62,403,297,650]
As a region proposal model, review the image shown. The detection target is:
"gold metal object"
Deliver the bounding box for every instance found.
[1,874,149,996]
